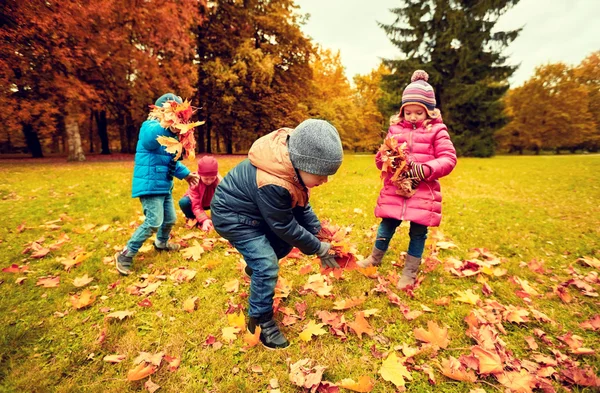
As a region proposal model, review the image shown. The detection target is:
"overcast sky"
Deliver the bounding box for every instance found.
[296,0,600,87]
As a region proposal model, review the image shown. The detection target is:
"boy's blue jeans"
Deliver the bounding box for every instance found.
[375,218,428,258]
[126,194,177,254]
[232,233,292,318]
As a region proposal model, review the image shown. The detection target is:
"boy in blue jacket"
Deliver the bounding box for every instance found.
[114,93,199,275]
[211,119,343,349]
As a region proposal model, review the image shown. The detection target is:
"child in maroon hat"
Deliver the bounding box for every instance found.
[179,155,221,231]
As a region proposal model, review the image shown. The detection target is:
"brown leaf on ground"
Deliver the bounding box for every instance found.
[561,366,600,387]
[347,312,374,339]
[289,358,326,390]
[144,378,160,393]
[413,321,449,349]
[73,274,93,287]
[580,314,600,331]
[333,296,366,310]
[169,267,197,282]
[471,346,503,374]
[106,310,134,321]
[439,356,477,382]
[524,336,538,350]
[36,276,60,288]
[103,354,126,363]
[497,370,536,393]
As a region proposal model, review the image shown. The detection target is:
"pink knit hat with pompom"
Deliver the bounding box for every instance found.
[400,70,439,118]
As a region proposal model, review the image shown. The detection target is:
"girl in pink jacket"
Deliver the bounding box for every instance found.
[178,155,221,232]
[358,70,457,290]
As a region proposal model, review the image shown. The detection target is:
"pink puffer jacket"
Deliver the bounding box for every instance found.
[374,117,457,227]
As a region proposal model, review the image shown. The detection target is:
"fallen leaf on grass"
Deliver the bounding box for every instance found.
[181,240,204,261]
[289,358,326,390]
[127,362,157,381]
[347,312,374,339]
[243,326,261,347]
[413,321,449,349]
[496,369,535,393]
[2,264,28,273]
[164,355,180,372]
[439,356,477,382]
[36,276,60,288]
[169,267,197,282]
[106,310,134,321]
[223,279,239,293]
[471,346,503,374]
[337,375,374,392]
[70,289,96,309]
[333,296,365,310]
[299,320,327,342]
[103,354,126,363]
[455,289,480,305]
[580,315,600,331]
[222,326,240,343]
[227,311,245,330]
[144,378,160,393]
[183,296,198,312]
[73,274,93,287]
[379,352,412,388]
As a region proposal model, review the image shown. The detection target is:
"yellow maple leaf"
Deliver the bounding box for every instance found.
[222,326,240,343]
[106,310,134,320]
[227,311,245,330]
[223,279,239,293]
[182,296,198,313]
[73,274,93,287]
[413,320,450,349]
[379,352,412,388]
[455,289,480,305]
[333,296,366,310]
[70,289,96,310]
[181,240,204,261]
[156,136,183,161]
[299,320,327,342]
[243,325,261,347]
[171,121,205,135]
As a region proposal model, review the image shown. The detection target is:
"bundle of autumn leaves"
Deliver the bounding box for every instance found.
[378,136,417,197]
[151,99,204,161]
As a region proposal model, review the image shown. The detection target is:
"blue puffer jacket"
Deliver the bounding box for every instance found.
[131,119,191,198]
[211,129,322,255]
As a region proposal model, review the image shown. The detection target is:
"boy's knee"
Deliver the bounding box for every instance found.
[149,225,160,233]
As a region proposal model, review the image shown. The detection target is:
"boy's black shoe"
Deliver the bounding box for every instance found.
[248,313,289,350]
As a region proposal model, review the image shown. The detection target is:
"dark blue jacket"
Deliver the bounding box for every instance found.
[211,129,321,255]
[131,119,191,198]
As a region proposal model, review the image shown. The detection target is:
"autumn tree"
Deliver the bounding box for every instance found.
[196,0,313,154]
[351,64,389,152]
[497,62,595,153]
[575,51,600,151]
[0,0,201,157]
[379,0,520,157]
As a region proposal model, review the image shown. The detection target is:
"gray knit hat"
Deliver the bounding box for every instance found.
[288,119,343,176]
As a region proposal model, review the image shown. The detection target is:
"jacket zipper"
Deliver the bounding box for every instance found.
[400,123,417,220]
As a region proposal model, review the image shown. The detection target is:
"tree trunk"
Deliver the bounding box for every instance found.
[226,135,233,155]
[89,110,95,153]
[94,110,111,154]
[196,127,205,154]
[125,112,137,153]
[118,114,128,153]
[21,123,43,158]
[65,114,86,161]
[206,117,212,153]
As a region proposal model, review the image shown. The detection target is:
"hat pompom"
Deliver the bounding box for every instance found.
[411,70,429,82]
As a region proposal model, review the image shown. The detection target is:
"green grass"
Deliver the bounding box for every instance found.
[0,154,599,393]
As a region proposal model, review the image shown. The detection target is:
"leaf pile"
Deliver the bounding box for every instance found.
[378,136,415,197]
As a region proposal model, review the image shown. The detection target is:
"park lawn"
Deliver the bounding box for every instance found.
[0,154,598,393]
